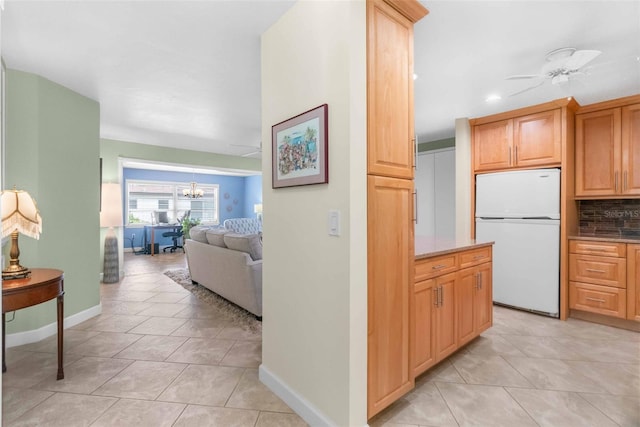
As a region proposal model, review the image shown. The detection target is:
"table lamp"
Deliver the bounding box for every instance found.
[1,188,43,280]
[100,183,123,283]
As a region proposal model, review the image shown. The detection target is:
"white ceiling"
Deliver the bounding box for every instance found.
[2,1,639,155]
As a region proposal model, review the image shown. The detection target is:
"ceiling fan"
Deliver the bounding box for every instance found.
[507,47,602,96]
[230,141,262,157]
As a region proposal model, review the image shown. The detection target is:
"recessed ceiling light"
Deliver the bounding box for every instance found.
[485,94,502,102]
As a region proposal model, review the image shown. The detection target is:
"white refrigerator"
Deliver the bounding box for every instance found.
[475,168,560,317]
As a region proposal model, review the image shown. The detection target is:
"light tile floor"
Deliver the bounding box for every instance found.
[3,253,639,426]
[371,306,640,427]
[2,253,306,427]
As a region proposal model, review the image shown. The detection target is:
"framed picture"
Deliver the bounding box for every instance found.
[272,104,328,188]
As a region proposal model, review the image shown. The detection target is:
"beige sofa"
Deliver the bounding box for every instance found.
[184,226,262,318]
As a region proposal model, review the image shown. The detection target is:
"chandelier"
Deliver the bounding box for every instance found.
[183,182,204,198]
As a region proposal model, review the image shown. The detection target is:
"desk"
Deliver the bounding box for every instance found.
[2,268,64,380]
[143,225,181,256]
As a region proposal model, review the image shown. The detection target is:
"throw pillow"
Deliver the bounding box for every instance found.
[205,229,229,248]
[223,233,263,261]
[189,226,211,243]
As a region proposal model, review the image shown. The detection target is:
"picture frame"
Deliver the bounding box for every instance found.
[272,104,328,188]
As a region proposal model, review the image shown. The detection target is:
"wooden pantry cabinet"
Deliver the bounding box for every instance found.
[575,95,640,198]
[472,109,561,172]
[367,0,420,180]
[366,0,427,419]
[412,245,493,378]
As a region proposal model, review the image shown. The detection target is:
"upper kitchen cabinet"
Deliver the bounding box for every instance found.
[473,119,513,171]
[367,0,422,179]
[622,103,640,196]
[575,95,640,198]
[472,103,565,173]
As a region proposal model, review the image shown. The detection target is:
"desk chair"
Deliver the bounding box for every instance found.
[162,210,190,253]
[162,226,184,253]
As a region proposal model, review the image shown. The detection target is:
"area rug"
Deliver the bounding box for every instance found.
[164,268,262,333]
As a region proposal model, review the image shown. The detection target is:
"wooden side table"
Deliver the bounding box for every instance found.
[2,268,65,380]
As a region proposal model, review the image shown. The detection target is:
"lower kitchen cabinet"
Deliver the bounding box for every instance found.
[434,273,458,362]
[628,244,640,322]
[412,279,435,376]
[412,243,493,378]
[569,239,640,323]
[458,262,493,347]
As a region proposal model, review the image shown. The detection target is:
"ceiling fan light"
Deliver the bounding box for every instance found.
[551,74,569,85]
[545,47,576,62]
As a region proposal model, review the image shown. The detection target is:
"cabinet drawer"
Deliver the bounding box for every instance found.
[569,240,626,257]
[459,246,492,269]
[415,254,457,282]
[569,281,627,319]
[569,254,626,288]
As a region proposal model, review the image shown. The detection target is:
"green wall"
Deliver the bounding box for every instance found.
[5,70,100,333]
[100,138,261,182]
[418,137,455,153]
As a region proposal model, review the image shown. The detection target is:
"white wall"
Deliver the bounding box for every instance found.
[260,1,367,426]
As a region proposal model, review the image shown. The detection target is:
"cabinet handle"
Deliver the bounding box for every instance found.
[615,171,619,192]
[439,286,443,306]
[624,171,628,191]
[473,255,484,260]
[413,136,417,169]
[434,288,439,307]
[586,297,606,303]
[586,268,606,273]
[514,145,518,164]
[432,264,447,270]
[413,191,418,224]
[508,147,512,166]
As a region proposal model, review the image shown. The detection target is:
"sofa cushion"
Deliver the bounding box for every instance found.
[189,226,211,243]
[223,233,263,261]
[205,229,229,247]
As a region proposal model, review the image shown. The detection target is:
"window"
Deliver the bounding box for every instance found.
[126,180,219,226]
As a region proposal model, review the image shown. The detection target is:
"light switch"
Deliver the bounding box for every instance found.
[328,209,340,236]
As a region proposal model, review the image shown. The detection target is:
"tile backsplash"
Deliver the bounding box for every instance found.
[578,199,640,237]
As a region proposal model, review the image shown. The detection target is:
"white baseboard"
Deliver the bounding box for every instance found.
[6,303,102,348]
[259,364,339,427]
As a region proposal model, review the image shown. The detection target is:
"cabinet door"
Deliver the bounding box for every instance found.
[627,244,640,322]
[457,262,493,346]
[474,262,493,334]
[457,267,477,346]
[575,108,622,197]
[473,119,513,172]
[367,175,414,416]
[621,104,640,196]
[513,109,561,167]
[367,0,415,179]
[412,279,435,376]
[434,272,457,361]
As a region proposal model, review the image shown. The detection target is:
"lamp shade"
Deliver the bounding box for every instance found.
[100,183,123,228]
[1,188,42,239]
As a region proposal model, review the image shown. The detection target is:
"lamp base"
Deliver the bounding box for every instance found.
[2,264,31,280]
[103,234,120,284]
